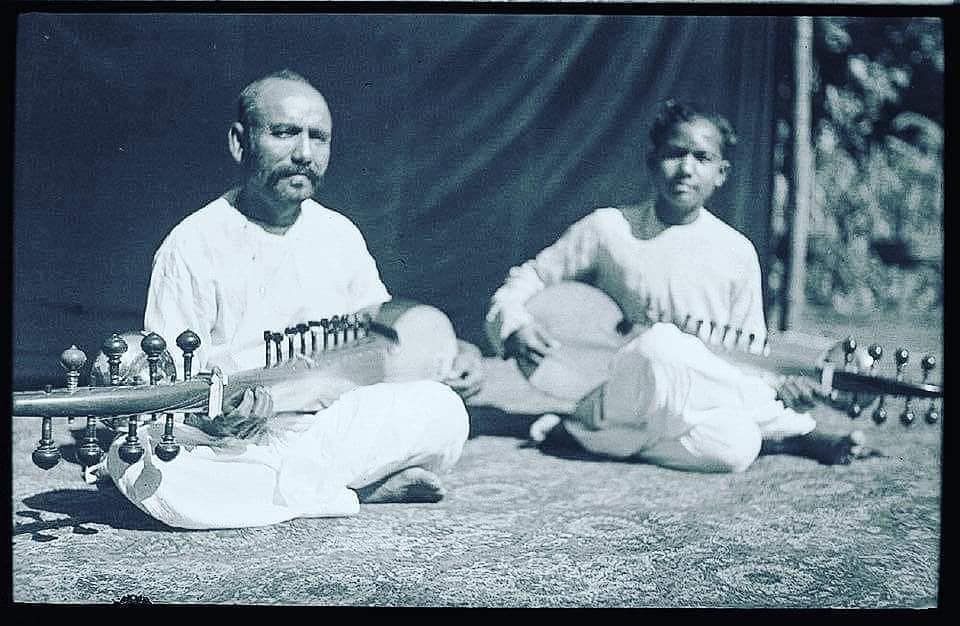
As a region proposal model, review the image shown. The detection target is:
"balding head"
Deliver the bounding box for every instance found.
[237,69,326,129]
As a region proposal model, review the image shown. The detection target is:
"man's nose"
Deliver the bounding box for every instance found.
[678,152,697,174]
[291,133,313,164]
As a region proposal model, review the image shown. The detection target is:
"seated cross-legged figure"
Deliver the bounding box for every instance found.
[486,100,878,473]
[98,70,482,529]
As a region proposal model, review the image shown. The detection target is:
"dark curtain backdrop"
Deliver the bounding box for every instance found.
[13,13,780,388]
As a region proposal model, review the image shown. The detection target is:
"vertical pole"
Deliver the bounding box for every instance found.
[780,16,815,331]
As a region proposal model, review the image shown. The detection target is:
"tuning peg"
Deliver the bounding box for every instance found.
[141,333,166,386]
[842,337,857,370]
[297,323,309,354]
[872,401,888,425]
[75,415,104,467]
[892,348,915,426]
[271,332,283,363]
[308,321,321,353]
[341,314,350,344]
[720,324,732,348]
[733,328,744,350]
[352,314,361,341]
[847,403,863,419]
[330,316,341,347]
[154,414,180,462]
[117,416,144,464]
[864,344,887,423]
[32,416,61,470]
[59,345,87,391]
[102,333,129,386]
[285,327,297,358]
[320,318,331,350]
[894,348,910,377]
[900,405,916,427]
[177,330,201,380]
[839,337,863,417]
[920,355,939,425]
[263,330,273,367]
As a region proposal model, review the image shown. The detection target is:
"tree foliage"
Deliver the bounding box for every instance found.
[805,17,943,315]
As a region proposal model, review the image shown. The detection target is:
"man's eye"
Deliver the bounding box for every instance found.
[693,151,719,163]
[272,128,299,138]
[310,131,330,143]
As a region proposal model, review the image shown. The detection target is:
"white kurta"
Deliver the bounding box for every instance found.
[105,194,468,528]
[486,202,815,472]
[145,194,392,379]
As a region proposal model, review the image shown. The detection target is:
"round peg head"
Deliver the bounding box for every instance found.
[920,355,936,373]
[102,332,129,358]
[32,445,61,470]
[59,345,87,372]
[872,405,888,425]
[140,332,167,357]
[847,402,863,419]
[899,408,916,427]
[924,406,940,425]
[154,440,181,462]
[867,344,883,364]
[177,329,202,353]
[297,323,309,333]
[118,439,145,464]
[76,441,104,467]
[894,348,910,368]
[842,336,857,357]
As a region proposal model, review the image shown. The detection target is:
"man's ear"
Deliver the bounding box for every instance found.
[714,160,730,188]
[228,122,245,165]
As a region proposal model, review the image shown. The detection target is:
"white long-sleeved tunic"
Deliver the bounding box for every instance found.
[486,202,815,470]
[145,193,391,379]
[486,202,767,353]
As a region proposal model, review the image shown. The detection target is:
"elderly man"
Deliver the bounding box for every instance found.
[102,69,481,529]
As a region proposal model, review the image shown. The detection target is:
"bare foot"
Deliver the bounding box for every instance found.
[794,429,883,465]
[529,413,562,443]
[356,467,446,504]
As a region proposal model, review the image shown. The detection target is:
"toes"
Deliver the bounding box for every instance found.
[530,413,562,443]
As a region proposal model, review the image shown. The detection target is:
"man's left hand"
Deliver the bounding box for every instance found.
[201,386,274,439]
[776,375,824,412]
[443,340,485,400]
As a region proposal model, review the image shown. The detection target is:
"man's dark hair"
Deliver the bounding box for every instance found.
[236,69,317,128]
[648,99,738,158]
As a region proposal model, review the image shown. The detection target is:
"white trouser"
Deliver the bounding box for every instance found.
[105,380,469,529]
[565,323,816,472]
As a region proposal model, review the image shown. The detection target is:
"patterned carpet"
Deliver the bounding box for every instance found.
[12,357,942,607]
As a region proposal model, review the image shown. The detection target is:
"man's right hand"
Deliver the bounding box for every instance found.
[503,323,560,369]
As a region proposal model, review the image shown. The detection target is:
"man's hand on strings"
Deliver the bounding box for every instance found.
[443,340,485,401]
[201,386,274,439]
[775,375,824,412]
[503,323,560,373]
